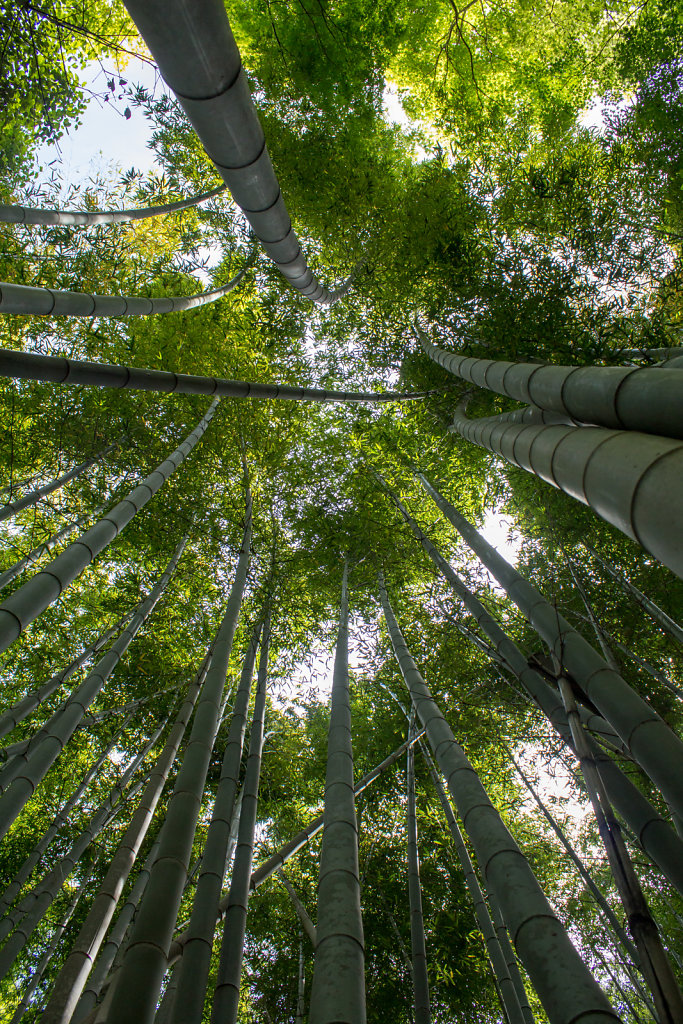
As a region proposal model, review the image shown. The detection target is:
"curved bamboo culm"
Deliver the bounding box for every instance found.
[211,612,271,1024]
[172,620,261,1024]
[0,347,424,404]
[406,713,431,1024]
[416,327,683,441]
[0,260,250,317]
[166,732,424,966]
[105,498,253,1024]
[0,538,187,843]
[448,402,683,579]
[378,578,620,1024]
[417,473,683,821]
[122,0,354,305]
[41,662,208,1024]
[309,561,367,1024]
[0,441,117,523]
[0,183,226,227]
[419,739,529,1024]
[0,401,218,657]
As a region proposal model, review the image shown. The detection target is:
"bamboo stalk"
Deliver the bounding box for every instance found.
[0,184,226,226]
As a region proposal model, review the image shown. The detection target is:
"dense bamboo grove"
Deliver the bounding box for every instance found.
[0,0,682,1022]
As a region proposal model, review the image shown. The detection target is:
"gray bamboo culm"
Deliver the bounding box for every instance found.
[419,739,528,1024]
[0,263,249,317]
[0,509,95,591]
[0,184,226,227]
[41,665,208,1024]
[585,545,683,646]
[379,578,620,1024]
[446,402,683,578]
[172,622,261,1024]
[0,442,116,522]
[0,721,164,979]
[211,611,271,1024]
[417,473,683,822]
[296,932,306,1024]
[79,684,182,728]
[122,0,354,305]
[166,732,424,965]
[278,869,317,947]
[0,401,217,656]
[309,562,367,1024]
[417,328,683,440]
[0,607,133,741]
[393,485,683,898]
[406,712,431,1024]
[0,537,187,841]
[0,717,131,919]
[0,347,424,405]
[104,496,253,1024]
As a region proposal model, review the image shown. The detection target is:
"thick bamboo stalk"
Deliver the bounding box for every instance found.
[417,328,683,440]
[0,442,117,522]
[0,717,131,918]
[0,607,133,740]
[104,496,252,1024]
[406,712,431,1024]
[0,508,96,591]
[447,404,683,577]
[0,347,424,404]
[585,546,683,646]
[556,671,683,1022]
[171,621,261,1023]
[309,562,366,1024]
[0,537,188,840]
[0,721,164,979]
[0,184,226,227]
[122,0,353,305]
[211,611,271,1024]
[0,263,249,317]
[166,732,424,966]
[379,579,619,1024]
[41,664,207,1024]
[278,869,317,947]
[419,737,529,1024]
[418,474,683,822]
[0,401,217,656]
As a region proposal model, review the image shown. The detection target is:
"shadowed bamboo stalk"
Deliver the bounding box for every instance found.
[0,348,425,404]
[171,619,261,1024]
[104,492,253,1024]
[211,610,271,1024]
[278,869,317,947]
[584,546,683,646]
[446,403,683,577]
[566,560,622,674]
[556,669,683,1023]
[487,893,537,1024]
[417,474,683,821]
[0,184,226,226]
[406,711,430,1024]
[122,0,354,305]
[0,537,188,841]
[0,262,250,316]
[0,402,217,655]
[296,931,306,1024]
[0,507,98,591]
[0,720,165,978]
[41,665,208,1024]
[379,577,620,1024]
[0,717,131,919]
[308,562,366,1024]
[0,442,117,522]
[419,737,529,1024]
[572,614,683,701]
[0,606,133,741]
[417,327,683,440]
